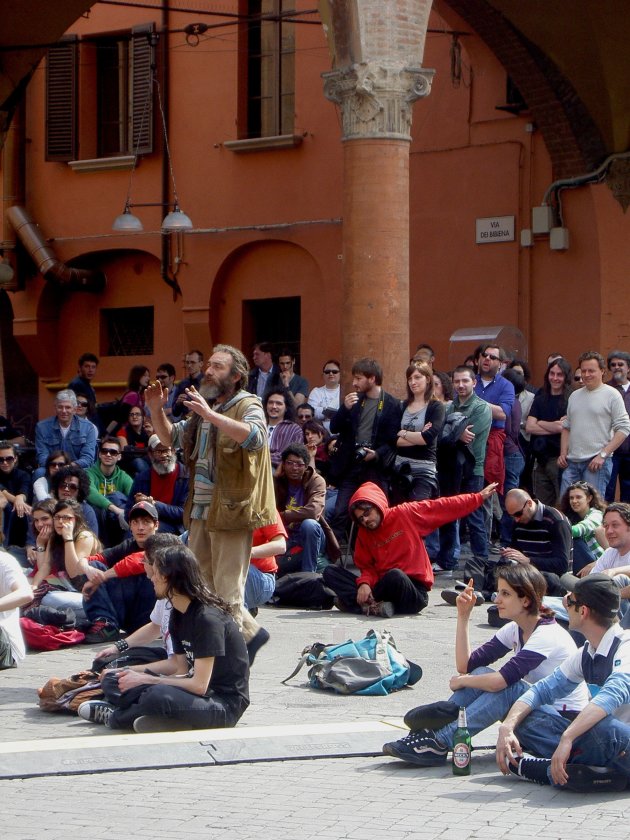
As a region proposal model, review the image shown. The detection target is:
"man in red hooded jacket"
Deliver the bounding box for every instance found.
[322,481,497,616]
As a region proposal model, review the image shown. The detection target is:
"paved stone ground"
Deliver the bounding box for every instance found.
[2,576,629,838]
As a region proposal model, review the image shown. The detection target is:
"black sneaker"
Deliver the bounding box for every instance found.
[247,627,270,665]
[382,729,448,766]
[133,716,195,733]
[78,700,115,727]
[404,700,459,732]
[84,619,120,644]
[441,589,484,607]
[509,757,627,792]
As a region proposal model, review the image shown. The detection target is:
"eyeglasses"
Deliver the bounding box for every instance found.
[76,401,89,408]
[100,447,120,456]
[0,455,15,464]
[354,507,375,523]
[510,501,529,519]
[155,374,169,380]
[60,481,80,491]
[129,413,143,419]
[566,596,581,609]
[284,459,306,468]
[323,369,340,375]
[153,448,172,456]
[53,514,75,523]
[481,352,500,361]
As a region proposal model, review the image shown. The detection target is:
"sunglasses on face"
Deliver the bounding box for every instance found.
[49,462,66,469]
[100,448,120,456]
[566,596,581,609]
[481,352,500,361]
[76,401,89,408]
[510,501,529,519]
[60,481,80,491]
[0,455,15,464]
[323,369,340,375]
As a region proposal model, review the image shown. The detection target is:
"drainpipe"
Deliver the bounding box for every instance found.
[7,205,106,291]
[160,2,182,300]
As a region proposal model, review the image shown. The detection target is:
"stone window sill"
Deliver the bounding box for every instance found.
[68,156,136,173]
[223,135,303,153]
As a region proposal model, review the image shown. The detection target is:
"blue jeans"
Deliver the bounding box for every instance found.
[499,451,525,545]
[84,565,156,633]
[560,458,613,499]
[434,667,531,747]
[516,708,630,781]
[244,566,276,611]
[437,475,487,576]
[572,537,599,575]
[286,519,326,572]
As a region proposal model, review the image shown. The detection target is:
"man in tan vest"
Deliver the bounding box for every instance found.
[145,344,276,664]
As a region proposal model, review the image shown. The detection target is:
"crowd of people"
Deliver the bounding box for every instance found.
[0,340,629,791]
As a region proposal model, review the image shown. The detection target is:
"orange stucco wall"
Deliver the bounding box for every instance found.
[1,1,628,426]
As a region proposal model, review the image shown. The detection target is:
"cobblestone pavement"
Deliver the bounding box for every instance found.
[2,577,628,838]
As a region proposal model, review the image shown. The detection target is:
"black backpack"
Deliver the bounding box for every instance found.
[270,572,336,610]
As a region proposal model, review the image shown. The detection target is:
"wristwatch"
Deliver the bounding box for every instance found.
[35,546,46,553]
[599,450,609,459]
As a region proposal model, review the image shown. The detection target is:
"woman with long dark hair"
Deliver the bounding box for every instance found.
[32,450,70,502]
[559,480,607,575]
[526,357,572,505]
[29,499,100,618]
[121,365,150,409]
[383,564,588,766]
[78,543,250,733]
[394,361,445,500]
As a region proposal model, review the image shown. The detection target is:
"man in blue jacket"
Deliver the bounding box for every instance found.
[35,389,97,473]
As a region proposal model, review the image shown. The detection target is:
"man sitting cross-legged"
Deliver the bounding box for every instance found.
[323,481,498,617]
[81,501,161,642]
[383,564,587,766]
[78,542,250,733]
[497,573,630,792]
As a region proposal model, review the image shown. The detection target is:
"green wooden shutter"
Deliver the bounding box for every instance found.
[131,24,155,155]
[45,36,78,161]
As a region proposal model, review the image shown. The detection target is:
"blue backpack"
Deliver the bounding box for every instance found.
[282,629,422,696]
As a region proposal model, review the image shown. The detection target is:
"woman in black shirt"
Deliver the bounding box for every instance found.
[78,543,249,732]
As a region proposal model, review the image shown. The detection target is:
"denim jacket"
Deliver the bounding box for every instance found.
[35,415,97,468]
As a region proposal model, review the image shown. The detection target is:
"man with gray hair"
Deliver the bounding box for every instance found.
[124,434,188,534]
[145,344,276,665]
[35,389,97,472]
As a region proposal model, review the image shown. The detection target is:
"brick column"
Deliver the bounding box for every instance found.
[321,1,433,394]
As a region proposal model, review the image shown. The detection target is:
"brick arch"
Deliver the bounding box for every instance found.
[209,239,327,382]
[440,0,608,178]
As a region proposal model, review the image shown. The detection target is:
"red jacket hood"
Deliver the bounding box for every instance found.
[349,482,389,519]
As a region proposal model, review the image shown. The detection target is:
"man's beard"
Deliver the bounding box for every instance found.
[199,378,233,402]
[152,456,177,476]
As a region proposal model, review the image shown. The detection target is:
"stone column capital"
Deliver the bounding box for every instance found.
[322,61,434,141]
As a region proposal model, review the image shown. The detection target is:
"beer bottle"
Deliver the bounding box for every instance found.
[452,706,471,775]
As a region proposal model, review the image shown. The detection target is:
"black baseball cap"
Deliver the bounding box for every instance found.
[128,501,159,522]
[560,573,621,618]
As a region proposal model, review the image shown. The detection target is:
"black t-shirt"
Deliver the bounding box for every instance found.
[528,392,567,459]
[170,599,249,708]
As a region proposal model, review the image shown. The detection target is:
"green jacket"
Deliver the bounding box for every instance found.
[86,463,133,510]
[446,392,491,477]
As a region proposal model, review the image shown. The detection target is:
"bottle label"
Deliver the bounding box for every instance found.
[452,743,471,769]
